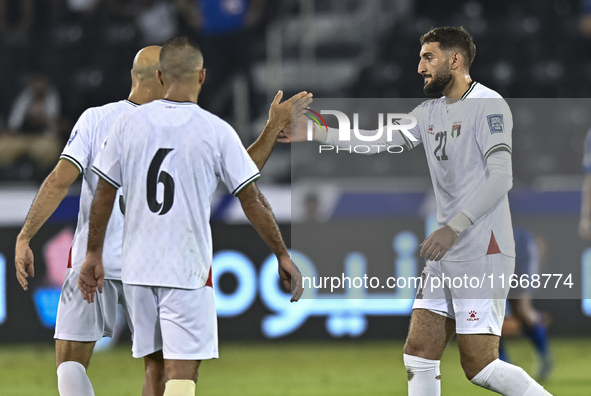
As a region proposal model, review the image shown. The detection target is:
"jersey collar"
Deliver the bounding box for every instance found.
[460,81,478,101]
[124,99,140,107]
[160,99,197,105]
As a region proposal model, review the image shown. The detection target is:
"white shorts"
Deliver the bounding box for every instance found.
[54,268,131,342]
[123,284,218,360]
[412,254,514,336]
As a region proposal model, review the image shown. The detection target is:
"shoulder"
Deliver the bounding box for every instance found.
[80,101,136,130]
[414,97,444,113]
[467,83,503,99]
[195,106,238,138]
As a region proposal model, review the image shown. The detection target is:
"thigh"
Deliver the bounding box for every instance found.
[54,269,119,342]
[159,286,218,361]
[124,284,162,359]
[404,308,456,360]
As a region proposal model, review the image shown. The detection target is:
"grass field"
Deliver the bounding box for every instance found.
[0,338,590,395]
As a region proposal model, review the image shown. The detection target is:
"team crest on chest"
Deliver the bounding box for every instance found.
[451,122,461,138]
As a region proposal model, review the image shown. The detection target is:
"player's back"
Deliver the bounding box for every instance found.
[62,99,138,279]
[103,99,257,289]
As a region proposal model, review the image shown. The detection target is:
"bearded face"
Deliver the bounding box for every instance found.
[422,61,453,96]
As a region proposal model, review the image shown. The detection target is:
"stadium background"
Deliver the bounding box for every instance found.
[0,0,590,394]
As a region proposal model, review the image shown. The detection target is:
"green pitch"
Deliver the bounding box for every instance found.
[0,338,589,395]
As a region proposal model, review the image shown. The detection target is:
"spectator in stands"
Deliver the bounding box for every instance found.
[135,0,179,45]
[0,72,62,177]
[104,0,179,45]
[0,0,34,42]
[175,0,265,117]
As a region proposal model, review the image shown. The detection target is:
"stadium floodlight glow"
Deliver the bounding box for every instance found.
[212,250,257,317]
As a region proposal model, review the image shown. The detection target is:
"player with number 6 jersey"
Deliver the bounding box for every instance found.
[79,37,305,396]
[92,98,260,289]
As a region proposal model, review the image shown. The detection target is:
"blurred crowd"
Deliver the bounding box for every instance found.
[0,0,590,183]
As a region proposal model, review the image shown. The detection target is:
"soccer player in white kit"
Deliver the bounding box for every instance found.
[78,37,305,396]
[279,27,551,395]
[15,43,310,395]
[14,46,165,396]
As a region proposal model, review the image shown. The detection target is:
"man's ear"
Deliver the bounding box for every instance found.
[199,68,206,85]
[450,52,462,70]
[157,70,165,86]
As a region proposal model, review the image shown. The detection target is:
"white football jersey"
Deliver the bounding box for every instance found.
[60,99,138,279]
[325,82,515,261]
[92,99,260,289]
[404,82,515,260]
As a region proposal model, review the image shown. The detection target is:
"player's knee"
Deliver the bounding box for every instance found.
[55,340,94,369]
[144,358,165,381]
[163,379,195,396]
[460,354,491,381]
[404,336,431,358]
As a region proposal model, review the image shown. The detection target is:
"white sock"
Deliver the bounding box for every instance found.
[57,361,95,396]
[404,354,441,396]
[471,359,552,395]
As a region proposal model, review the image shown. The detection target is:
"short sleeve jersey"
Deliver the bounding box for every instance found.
[402,82,515,261]
[92,99,260,289]
[60,99,138,279]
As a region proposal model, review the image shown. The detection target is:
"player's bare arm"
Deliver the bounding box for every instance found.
[237,182,303,301]
[78,178,117,303]
[15,159,80,290]
[579,173,591,240]
[247,90,312,170]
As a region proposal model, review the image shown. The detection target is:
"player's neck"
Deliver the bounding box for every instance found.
[163,84,200,104]
[442,74,473,100]
[128,87,158,106]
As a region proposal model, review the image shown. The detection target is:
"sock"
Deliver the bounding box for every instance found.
[163,379,196,396]
[403,354,441,396]
[523,321,549,356]
[498,338,511,363]
[57,361,95,396]
[471,358,551,395]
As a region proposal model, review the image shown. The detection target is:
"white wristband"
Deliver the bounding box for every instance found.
[447,212,473,236]
[313,124,328,143]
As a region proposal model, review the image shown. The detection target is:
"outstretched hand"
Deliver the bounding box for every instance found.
[78,253,105,303]
[277,114,311,143]
[278,255,304,302]
[15,240,35,291]
[268,90,313,132]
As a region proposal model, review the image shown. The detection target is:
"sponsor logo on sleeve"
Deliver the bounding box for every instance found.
[487,114,504,134]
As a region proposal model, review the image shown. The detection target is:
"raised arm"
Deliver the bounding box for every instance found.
[278,113,421,155]
[15,159,80,290]
[237,182,303,301]
[247,90,312,170]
